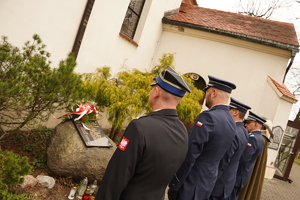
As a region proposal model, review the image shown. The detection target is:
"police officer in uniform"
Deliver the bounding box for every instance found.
[209,98,251,200]
[236,117,272,200]
[229,111,266,200]
[96,66,191,200]
[168,75,237,200]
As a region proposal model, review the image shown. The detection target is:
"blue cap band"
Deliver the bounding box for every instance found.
[156,75,186,97]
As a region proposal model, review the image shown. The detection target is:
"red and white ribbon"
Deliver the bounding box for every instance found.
[57,103,100,120]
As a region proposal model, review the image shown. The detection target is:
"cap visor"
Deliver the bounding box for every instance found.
[150,81,157,86]
[203,86,210,92]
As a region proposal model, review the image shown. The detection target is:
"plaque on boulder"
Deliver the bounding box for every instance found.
[56,103,112,148]
[73,120,112,147]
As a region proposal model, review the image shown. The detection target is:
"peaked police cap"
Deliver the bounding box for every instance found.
[229,97,251,113]
[246,111,267,125]
[150,66,191,97]
[204,75,236,93]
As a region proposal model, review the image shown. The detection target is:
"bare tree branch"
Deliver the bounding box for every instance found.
[232,0,292,19]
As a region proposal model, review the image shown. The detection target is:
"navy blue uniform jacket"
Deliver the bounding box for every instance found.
[231,130,265,199]
[210,122,248,199]
[169,105,236,200]
[96,109,188,200]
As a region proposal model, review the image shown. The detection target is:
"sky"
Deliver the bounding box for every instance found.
[196,0,236,12]
[196,0,300,120]
[196,0,300,23]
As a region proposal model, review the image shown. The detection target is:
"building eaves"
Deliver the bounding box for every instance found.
[267,76,297,103]
[162,3,299,53]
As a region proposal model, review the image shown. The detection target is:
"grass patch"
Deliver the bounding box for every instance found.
[294,158,300,165]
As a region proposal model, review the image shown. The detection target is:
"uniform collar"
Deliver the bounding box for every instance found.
[148,109,178,116]
[209,104,230,111]
[236,121,245,127]
[249,130,262,135]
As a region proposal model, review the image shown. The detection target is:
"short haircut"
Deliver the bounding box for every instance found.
[230,107,246,120]
[160,86,182,105]
[238,111,246,120]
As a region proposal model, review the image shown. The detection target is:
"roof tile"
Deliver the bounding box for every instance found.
[165,3,299,47]
[268,76,297,101]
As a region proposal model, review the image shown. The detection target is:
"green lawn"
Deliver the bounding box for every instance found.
[294,158,300,165]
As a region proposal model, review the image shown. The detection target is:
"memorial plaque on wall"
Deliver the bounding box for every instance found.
[73,120,113,147]
[268,126,283,150]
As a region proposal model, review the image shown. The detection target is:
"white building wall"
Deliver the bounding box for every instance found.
[259,82,281,121]
[155,27,291,114]
[0,0,86,67]
[75,0,183,76]
[0,0,183,76]
[259,80,294,178]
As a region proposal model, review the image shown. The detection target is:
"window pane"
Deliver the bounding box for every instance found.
[121,10,139,38]
[129,0,145,15]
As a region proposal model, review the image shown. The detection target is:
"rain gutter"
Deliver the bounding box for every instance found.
[283,51,297,83]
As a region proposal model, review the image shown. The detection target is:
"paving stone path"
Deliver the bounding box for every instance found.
[163,163,300,200]
[261,163,300,200]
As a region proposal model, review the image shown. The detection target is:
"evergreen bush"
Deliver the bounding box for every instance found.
[0,150,34,199]
[82,53,204,141]
[0,34,84,131]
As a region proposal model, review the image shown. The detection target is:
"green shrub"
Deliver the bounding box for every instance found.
[13,126,52,171]
[294,157,300,165]
[0,34,84,131]
[82,53,204,141]
[0,149,33,199]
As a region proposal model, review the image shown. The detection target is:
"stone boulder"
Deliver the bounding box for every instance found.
[36,175,55,189]
[46,120,116,182]
[19,175,38,189]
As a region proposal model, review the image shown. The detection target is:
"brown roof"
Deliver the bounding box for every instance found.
[268,76,297,102]
[163,3,299,48]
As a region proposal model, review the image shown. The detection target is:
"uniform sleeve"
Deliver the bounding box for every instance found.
[247,136,258,161]
[241,135,259,174]
[96,120,144,200]
[217,135,239,178]
[169,112,214,190]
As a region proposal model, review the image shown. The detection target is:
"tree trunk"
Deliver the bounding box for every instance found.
[113,130,123,143]
[109,128,124,144]
[109,128,116,140]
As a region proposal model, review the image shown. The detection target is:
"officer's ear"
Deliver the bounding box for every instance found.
[229,108,238,117]
[211,88,218,97]
[153,85,162,98]
[233,109,239,116]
